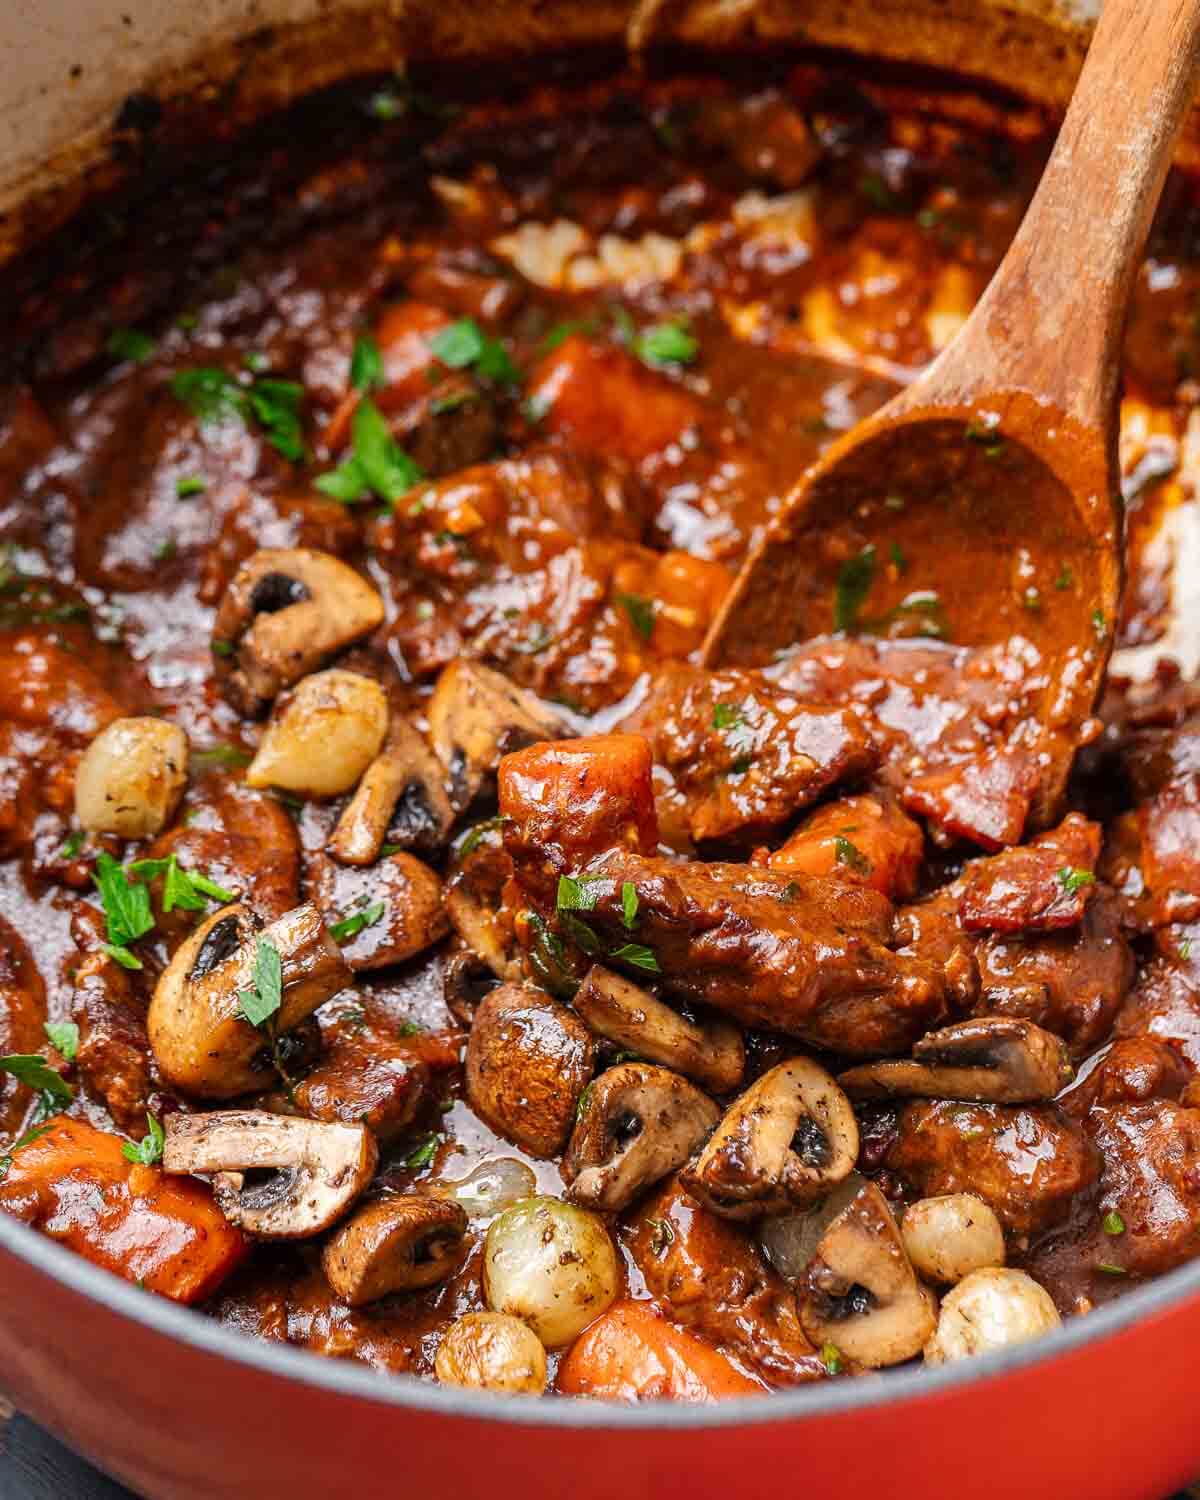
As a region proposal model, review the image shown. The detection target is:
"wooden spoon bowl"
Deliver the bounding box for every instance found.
[705,0,1200,825]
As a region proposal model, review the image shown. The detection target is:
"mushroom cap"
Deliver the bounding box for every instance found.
[163,1109,377,1239]
[329,717,455,865]
[213,547,385,716]
[74,716,189,838]
[427,659,561,811]
[682,1056,859,1220]
[246,669,389,799]
[147,902,351,1098]
[924,1267,1060,1364]
[800,1182,937,1368]
[465,982,594,1158]
[308,849,449,971]
[322,1194,468,1305]
[562,1062,720,1212]
[838,1017,1072,1104]
[572,964,744,1093]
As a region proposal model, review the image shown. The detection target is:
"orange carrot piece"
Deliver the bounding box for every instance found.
[0,1115,247,1304]
[558,1301,764,1402]
[767,793,925,899]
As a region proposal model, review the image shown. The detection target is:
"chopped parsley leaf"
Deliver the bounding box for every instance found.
[1095,1262,1126,1276]
[170,368,306,462]
[834,835,872,875]
[1056,867,1096,895]
[632,320,697,369]
[609,942,660,974]
[315,397,423,505]
[458,816,508,859]
[237,938,283,1029]
[330,901,386,944]
[93,852,155,969]
[557,874,604,913]
[127,854,235,913]
[834,544,877,632]
[106,327,155,363]
[175,475,207,498]
[350,334,385,393]
[621,881,639,931]
[1053,565,1074,591]
[712,702,745,731]
[617,592,655,641]
[429,318,520,386]
[1102,1210,1125,1236]
[57,831,84,862]
[121,1112,165,1167]
[0,1054,74,1109]
[43,1021,79,1062]
[821,1342,843,1375]
[1092,608,1108,643]
[405,1133,439,1170]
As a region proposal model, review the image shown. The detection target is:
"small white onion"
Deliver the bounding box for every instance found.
[246,669,387,798]
[434,1158,539,1221]
[483,1195,619,1348]
[74,716,188,837]
[435,1311,547,1394]
[758,1171,867,1281]
[924,1268,1061,1365]
[901,1194,1006,1285]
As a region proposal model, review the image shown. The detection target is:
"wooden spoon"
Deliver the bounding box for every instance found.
[703,0,1200,825]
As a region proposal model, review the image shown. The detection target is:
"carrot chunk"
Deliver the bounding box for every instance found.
[558,1301,764,1402]
[0,1115,246,1304]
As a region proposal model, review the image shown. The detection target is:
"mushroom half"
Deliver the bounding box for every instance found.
[572,965,744,1093]
[322,1195,469,1306]
[212,547,385,717]
[682,1057,859,1220]
[329,717,455,865]
[427,660,562,811]
[838,1017,1072,1104]
[163,1109,377,1239]
[800,1182,937,1368]
[562,1063,720,1213]
[147,902,351,1098]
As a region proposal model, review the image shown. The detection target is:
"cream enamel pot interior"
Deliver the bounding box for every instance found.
[2,4,1200,1498]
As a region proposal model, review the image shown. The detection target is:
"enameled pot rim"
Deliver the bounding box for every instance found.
[2,1207,1195,1428]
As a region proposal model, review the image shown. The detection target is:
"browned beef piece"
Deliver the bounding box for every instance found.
[71,947,155,1136]
[581,851,950,1055]
[291,1029,429,1142]
[891,886,980,1012]
[621,665,877,844]
[885,1099,1100,1237]
[973,889,1134,1058]
[1084,1102,1200,1277]
[1058,1038,1189,1118]
[625,1181,824,1387]
[142,774,301,938]
[398,375,499,479]
[1111,949,1200,1071]
[958,813,1102,934]
[0,916,47,1139]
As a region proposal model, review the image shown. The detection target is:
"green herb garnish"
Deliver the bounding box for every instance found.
[834,545,877,632]
[0,1054,74,1107]
[350,335,385,393]
[429,318,520,385]
[315,397,423,505]
[712,702,745,731]
[1056,867,1096,895]
[834,836,872,875]
[122,1113,165,1167]
[632,320,697,369]
[237,938,283,1029]
[44,1021,79,1062]
[175,475,207,498]
[621,882,639,931]
[57,831,85,862]
[405,1134,439,1170]
[821,1342,843,1375]
[617,592,655,641]
[1102,1210,1125,1236]
[171,368,306,462]
[1095,1262,1126,1276]
[106,327,155,363]
[609,942,660,974]
[330,901,386,943]
[458,816,508,859]
[93,851,155,970]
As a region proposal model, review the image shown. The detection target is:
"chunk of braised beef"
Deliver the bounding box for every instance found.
[0,916,49,1138]
[1111,949,1200,1072]
[885,1099,1100,1237]
[622,665,878,845]
[1083,1102,1200,1277]
[958,813,1102,933]
[625,1180,825,1387]
[71,947,156,1137]
[1057,1038,1189,1118]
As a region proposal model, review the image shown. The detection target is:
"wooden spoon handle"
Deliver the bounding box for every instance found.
[911,0,1200,428]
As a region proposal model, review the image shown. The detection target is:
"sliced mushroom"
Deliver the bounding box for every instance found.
[562,1063,720,1213]
[246,669,389,799]
[465,982,593,1158]
[213,547,385,716]
[147,902,351,1098]
[572,964,744,1093]
[800,1182,937,1368]
[427,660,561,811]
[442,938,503,1027]
[162,1109,376,1239]
[329,717,455,865]
[321,1195,468,1305]
[74,716,188,837]
[681,1057,859,1221]
[838,1017,1072,1105]
[444,841,522,983]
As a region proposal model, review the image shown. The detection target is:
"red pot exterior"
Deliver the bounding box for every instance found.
[0,1232,1197,1500]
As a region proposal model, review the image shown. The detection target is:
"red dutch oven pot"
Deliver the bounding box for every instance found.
[2,2,1199,1495]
